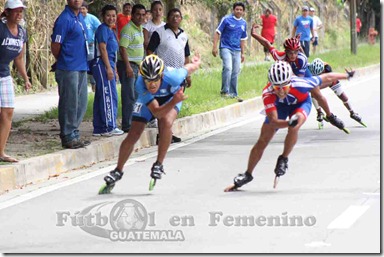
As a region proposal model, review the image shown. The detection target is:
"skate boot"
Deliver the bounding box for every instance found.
[224,171,253,192]
[325,113,350,134]
[316,111,324,129]
[274,155,288,177]
[99,168,123,194]
[149,162,165,191]
[150,161,165,180]
[104,168,124,185]
[350,112,367,127]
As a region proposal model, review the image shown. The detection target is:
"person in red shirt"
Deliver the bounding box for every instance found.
[115,2,132,40]
[355,14,362,38]
[260,8,277,61]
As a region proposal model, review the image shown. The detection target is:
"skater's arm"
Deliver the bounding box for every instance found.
[266,110,291,129]
[319,71,354,85]
[148,88,187,119]
[251,24,272,50]
[183,53,201,76]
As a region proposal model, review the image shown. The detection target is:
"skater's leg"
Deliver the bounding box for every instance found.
[156,108,177,164]
[116,121,146,171]
[281,112,306,157]
[247,123,276,174]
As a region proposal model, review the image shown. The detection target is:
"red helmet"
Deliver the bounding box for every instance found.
[283,38,300,51]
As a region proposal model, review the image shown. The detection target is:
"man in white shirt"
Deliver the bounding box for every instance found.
[309,7,323,55]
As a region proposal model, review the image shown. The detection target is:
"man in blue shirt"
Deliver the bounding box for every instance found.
[51,0,90,149]
[212,2,247,102]
[80,1,101,91]
[291,5,314,57]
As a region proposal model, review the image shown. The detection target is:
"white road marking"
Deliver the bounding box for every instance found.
[0,114,262,211]
[305,241,331,248]
[327,205,370,229]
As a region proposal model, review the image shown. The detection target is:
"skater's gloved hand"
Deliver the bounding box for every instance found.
[345,68,355,80]
[288,114,299,127]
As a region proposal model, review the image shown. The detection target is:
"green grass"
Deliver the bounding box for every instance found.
[37,43,380,122]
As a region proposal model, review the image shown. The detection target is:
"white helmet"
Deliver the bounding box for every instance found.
[309,58,325,75]
[268,61,292,85]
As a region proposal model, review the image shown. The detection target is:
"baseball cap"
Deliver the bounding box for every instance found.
[4,0,27,9]
[302,5,309,11]
[309,7,315,12]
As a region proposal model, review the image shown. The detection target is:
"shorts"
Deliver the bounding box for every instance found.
[312,37,319,46]
[264,96,312,124]
[132,94,182,123]
[0,76,15,108]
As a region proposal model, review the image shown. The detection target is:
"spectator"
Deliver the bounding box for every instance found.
[91,5,124,137]
[143,1,165,51]
[260,8,277,61]
[51,0,90,149]
[291,5,314,57]
[117,4,146,133]
[0,0,31,163]
[115,2,132,40]
[144,9,152,24]
[368,27,378,45]
[212,2,247,102]
[356,14,362,38]
[147,7,189,144]
[309,7,322,55]
[80,1,101,92]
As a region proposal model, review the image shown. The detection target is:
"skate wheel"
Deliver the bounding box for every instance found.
[273,176,280,189]
[342,128,350,134]
[98,183,115,194]
[318,122,324,130]
[149,178,156,191]
[360,121,367,128]
[224,184,238,192]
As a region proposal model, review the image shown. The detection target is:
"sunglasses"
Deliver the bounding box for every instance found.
[285,50,299,55]
[272,83,291,91]
[144,77,161,83]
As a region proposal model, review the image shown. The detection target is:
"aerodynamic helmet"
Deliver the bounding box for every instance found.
[139,54,165,81]
[309,58,325,75]
[268,61,293,85]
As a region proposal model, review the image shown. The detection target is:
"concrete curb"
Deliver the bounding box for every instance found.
[0,64,379,194]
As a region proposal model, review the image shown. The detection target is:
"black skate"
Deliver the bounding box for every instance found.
[224,171,253,192]
[273,155,288,188]
[317,111,324,129]
[98,168,123,194]
[149,162,165,191]
[324,113,350,134]
[350,112,367,127]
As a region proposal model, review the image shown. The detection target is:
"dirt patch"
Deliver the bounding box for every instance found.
[6,119,102,160]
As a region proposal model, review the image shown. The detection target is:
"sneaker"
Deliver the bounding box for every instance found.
[156,134,182,145]
[150,162,165,180]
[63,139,91,149]
[93,132,113,137]
[350,112,362,122]
[274,155,288,177]
[110,128,124,136]
[220,92,230,97]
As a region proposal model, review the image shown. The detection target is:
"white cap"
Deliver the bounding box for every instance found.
[5,0,27,9]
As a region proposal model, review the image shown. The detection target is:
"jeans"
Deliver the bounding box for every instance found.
[87,43,96,86]
[117,60,139,131]
[55,70,88,145]
[220,48,241,97]
[300,40,310,57]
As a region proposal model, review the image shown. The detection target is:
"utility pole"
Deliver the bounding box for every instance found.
[350,0,357,54]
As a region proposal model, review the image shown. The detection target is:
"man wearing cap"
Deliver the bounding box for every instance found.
[291,5,314,57]
[309,7,323,55]
[0,0,31,163]
[51,0,90,149]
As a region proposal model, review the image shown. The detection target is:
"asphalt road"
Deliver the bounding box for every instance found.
[0,71,380,253]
